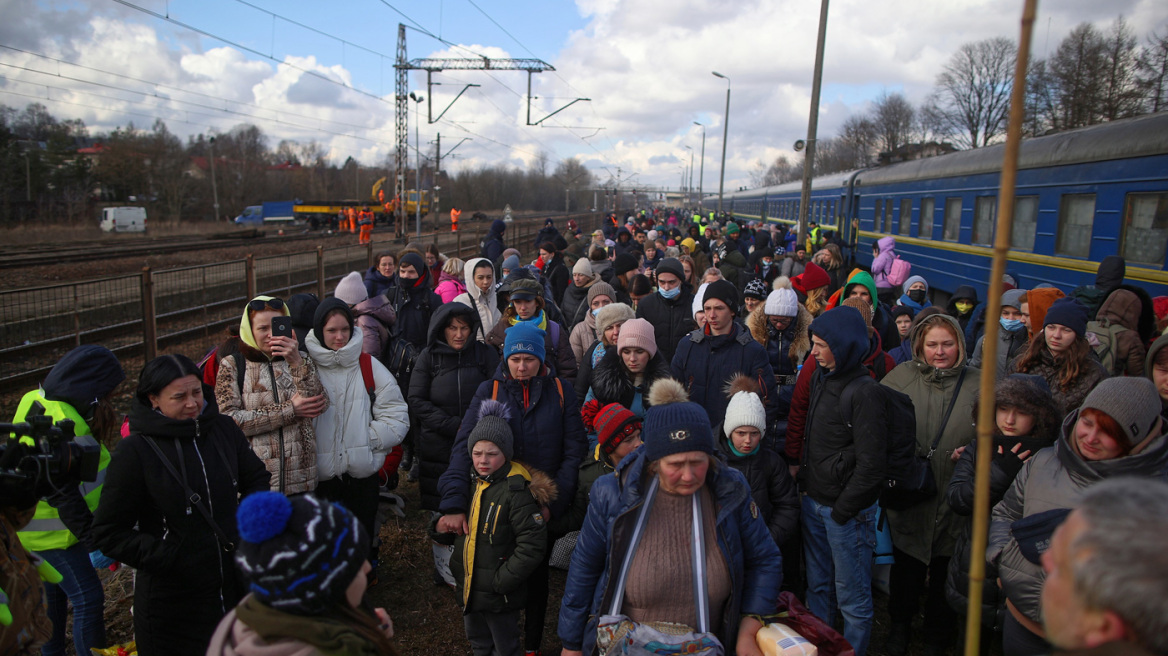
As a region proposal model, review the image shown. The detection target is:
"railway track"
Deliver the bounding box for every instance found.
[0,228,332,269]
[0,211,600,399]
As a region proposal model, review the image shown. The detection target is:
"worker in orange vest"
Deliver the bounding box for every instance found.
[450,207,461,232]
[358,207,373,244]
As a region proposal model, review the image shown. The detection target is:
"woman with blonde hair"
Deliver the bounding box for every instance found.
[791,261,832,317]
[435,257,467,303]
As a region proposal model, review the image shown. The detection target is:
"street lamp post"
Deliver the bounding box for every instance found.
[209,136,220,222]
[684,145,694,206]
[693,122,706,209]
[712,72,731,215]
[409,92,424,238]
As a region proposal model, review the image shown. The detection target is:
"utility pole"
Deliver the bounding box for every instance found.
[694,122,706,207]
[434,133,440,233]
[798,0,830,248]
[209,137,220,221]
[410,92,424,237]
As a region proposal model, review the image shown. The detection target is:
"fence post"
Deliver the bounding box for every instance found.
[367,241,374,269]
[317,246,326,299]
[141,267,157,361]
[246,254,256,300]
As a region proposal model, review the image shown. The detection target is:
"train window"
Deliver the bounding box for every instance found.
[899,199,912,236]
[1056,194,1096,258]
[1121,193,1168,266]
[943,197,962,241]
[1012,196,1038,251]
[884,200,894,233]
[874,199,883,231]
[920,198,935,239]
[973,197,996,246]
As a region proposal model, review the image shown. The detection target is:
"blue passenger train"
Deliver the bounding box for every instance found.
[705,111,1168,300]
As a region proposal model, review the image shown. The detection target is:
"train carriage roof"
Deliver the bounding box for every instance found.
[855,111,1168,187]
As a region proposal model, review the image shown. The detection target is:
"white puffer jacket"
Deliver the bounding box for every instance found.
[306,326,409,480]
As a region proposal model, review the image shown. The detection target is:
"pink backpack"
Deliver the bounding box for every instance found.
[887,256,911,287]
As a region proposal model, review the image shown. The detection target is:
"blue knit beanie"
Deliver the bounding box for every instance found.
[503,321,546,364]
[642,379,714,461]
[235,493,367,615]
[1043,297,1089,337]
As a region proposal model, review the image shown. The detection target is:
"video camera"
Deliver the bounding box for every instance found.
[0,401,101,506]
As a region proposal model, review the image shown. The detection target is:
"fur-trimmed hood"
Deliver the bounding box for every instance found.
[589,347,674,409]
[525,465,559,507]
[746,301,812,364]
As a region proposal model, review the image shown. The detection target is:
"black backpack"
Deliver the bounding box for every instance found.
[838,374,929,509]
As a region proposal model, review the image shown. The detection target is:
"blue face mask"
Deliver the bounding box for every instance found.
[659,286,681,299]
[1000,318,1025,332]
[592,307,601,317]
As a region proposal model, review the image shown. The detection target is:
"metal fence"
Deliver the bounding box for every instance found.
[0,212,601,393]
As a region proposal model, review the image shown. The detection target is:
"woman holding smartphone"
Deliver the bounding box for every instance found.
[216,295,329,494]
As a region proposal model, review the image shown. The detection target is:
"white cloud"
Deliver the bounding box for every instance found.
[0,0,1165,193]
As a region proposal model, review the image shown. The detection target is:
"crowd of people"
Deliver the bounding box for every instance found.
[5,209,1168,656]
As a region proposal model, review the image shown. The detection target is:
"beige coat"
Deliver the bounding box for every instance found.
[216,351,327,495]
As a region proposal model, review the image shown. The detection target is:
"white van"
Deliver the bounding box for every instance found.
[100,207,147,233]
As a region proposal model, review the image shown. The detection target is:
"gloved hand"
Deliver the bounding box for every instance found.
[89,550,116,569]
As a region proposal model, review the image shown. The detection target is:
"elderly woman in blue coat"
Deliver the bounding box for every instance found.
[557,377,782,656]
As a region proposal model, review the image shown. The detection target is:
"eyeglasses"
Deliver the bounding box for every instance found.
[248,298,285,312]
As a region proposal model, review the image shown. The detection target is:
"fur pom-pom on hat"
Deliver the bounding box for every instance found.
[469,399,514,461]
[647,377,688,407]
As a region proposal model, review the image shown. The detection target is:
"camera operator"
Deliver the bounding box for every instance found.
[0,453,53,653]
[11,345,123,656]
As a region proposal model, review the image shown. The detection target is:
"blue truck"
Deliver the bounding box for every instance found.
[234,200,297,225]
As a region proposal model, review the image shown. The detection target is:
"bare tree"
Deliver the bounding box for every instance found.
[1023,58,1055,136]
[1048,23,1107,130]
[871,92,915,155]
[751,155,799,188]
[929,37,1015,148]
[1098,17,1144,121]
[1137,29,1168,113]
[839,115,879,167]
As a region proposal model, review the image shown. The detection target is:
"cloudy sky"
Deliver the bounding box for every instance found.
[1,0,1165,191]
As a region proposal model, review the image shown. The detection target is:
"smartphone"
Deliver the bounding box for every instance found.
[270,316,293,340]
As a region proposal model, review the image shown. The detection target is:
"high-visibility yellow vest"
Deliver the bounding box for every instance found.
[14,390,110,552]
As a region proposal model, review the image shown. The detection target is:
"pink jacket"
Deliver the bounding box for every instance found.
[871,236,896,289]
[435,271,467,304]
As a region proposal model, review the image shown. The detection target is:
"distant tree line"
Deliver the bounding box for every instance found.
[751,18,1168,187]
[0,103,595,225]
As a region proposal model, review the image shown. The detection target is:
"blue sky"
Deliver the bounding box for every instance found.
[1,0,1166,191]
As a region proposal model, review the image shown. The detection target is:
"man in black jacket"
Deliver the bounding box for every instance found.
[635,257,694,363]
[799,305,887,656]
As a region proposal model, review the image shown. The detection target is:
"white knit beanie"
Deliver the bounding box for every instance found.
[723,390,767,437]
[693,282,709,321]
[573,258,593,276]
[334,271,368,305]
[765,288,798,317]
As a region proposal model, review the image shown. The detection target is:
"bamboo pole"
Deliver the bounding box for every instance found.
[964,1,1038,654]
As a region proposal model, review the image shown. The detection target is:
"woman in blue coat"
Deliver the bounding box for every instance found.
[558,378,782,656]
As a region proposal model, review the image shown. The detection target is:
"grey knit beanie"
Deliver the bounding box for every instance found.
[468,400,514,462]
[1079,377,1163,444]
[587,281,617,306]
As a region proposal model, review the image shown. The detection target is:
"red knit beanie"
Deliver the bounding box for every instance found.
[594,403,641,456]
[792,261,830,294]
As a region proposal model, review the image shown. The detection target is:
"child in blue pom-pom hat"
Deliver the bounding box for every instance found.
[205,492,398,655]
